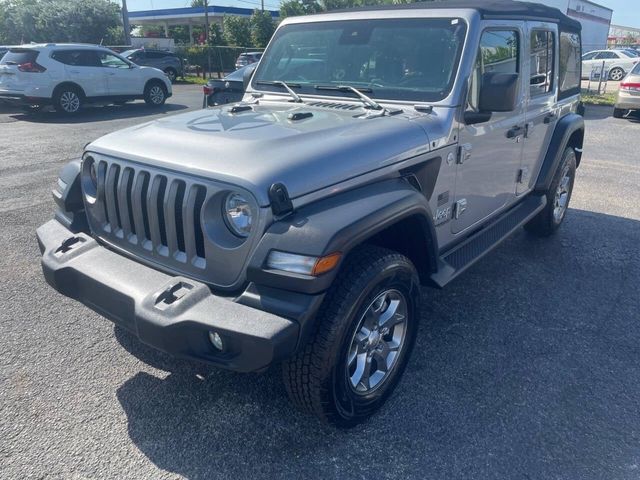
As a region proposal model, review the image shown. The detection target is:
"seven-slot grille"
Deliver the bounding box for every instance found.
[84,156,208,270]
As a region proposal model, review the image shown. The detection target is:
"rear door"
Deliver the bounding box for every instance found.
[54,50,109,97]
[519,23,558,195]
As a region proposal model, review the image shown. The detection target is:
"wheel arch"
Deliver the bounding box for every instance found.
[144,77,167,92]
[246,178,440,295]
[535,113,584,192]
[53,81,86,99]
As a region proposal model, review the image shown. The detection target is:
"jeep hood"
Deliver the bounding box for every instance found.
[87,103,432,206]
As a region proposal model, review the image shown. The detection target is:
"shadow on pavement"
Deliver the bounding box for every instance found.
[115,208,640,480]
[4,101,189,123]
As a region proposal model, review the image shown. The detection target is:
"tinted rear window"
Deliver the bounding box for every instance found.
[0,49,39,65]
[633,62,640,75]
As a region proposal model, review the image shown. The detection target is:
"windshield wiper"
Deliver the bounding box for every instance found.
[256,80,303,103]
[314,84,383,110]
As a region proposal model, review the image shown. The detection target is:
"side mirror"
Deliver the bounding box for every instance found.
[478,72,519,113]
[243,64,257,92]
[465,72,519,125]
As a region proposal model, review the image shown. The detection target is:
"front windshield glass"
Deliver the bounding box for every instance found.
[252,18,467,103]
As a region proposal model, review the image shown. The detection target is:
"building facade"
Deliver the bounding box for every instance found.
[608,24,640,48]
[535,0,613,51]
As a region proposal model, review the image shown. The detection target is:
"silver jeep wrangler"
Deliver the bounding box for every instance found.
[38,1,585,426]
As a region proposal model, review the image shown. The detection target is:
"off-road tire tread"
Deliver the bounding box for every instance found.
[282,245,414,423]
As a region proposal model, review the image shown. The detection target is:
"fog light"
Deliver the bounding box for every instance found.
[208,331,224,351]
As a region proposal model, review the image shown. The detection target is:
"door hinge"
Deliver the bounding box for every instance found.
[457,143,472,164]
[454,199,467,219]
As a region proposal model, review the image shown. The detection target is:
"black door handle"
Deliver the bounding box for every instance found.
[543,113,557,124]
[506,125,524,139]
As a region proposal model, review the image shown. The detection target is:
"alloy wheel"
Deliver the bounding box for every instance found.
[553,161,572,223]
[60,91,80,113]
[346,289,408,394]
[149,86,165,104]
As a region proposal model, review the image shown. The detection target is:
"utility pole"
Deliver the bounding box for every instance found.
[204,0,211,79]
[261,0,264,11]
[204,0,210,43]
[121,0,131,45]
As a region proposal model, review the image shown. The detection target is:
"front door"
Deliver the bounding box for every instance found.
[97,51,144,96]
[453,25,526,234]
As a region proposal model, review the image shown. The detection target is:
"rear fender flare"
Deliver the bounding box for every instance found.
[535,113,584,192]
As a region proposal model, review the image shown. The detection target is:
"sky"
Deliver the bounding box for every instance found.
[123,0,640,28]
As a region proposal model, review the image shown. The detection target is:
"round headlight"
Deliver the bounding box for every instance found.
[223,192,253,237]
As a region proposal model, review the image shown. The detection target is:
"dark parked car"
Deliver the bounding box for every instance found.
[121,48,183,82]
[234,52,262,70]
[202,66,248,107]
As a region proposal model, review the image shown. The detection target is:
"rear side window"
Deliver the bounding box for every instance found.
[0,49,38,65]
[558,31,581,99]
[530,30,554,97]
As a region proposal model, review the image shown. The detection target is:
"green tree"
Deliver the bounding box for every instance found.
[250,9,275,48]
[279,0,322,19]
[223,15,252,47]
[0,0,122,44]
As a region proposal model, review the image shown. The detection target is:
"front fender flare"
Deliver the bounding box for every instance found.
[247,178,438,295]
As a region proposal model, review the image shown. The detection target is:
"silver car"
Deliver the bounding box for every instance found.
[38,1,586,426]
[614,62,640,118]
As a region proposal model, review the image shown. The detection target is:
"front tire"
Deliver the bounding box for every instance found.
[53,86,83,114]
[144,81,167,107]
[282,246,421,427]
[525,146,577,237]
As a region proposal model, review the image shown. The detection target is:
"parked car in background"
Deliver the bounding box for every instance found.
[234,52,262,70]
[581,49,639,81]
[121,48,183,83]
[202,65,248,107]
[615,48,640,58]
[0,44,172,114]
[614,61,640,118]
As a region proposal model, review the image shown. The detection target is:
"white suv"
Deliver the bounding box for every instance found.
[0,44,172,114]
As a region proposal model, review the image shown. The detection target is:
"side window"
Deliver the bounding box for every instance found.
[468,29,519,111]
[99,52,129,69]
[582,52,596,61]
[558,31,581,97]
[76,51,102,67]
[530,30,554,96]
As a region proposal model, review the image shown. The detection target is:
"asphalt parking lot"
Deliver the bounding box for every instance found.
[1,85,640,479]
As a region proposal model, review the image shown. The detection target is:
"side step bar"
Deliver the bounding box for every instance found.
[431,195,547,288]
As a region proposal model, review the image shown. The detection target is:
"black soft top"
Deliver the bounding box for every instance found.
[346,0,582,32]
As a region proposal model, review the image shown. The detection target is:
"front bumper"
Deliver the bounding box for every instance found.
[36,219,299,372]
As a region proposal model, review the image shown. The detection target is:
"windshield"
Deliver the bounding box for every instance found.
[120,49,138,58]
[252,18,467,103]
